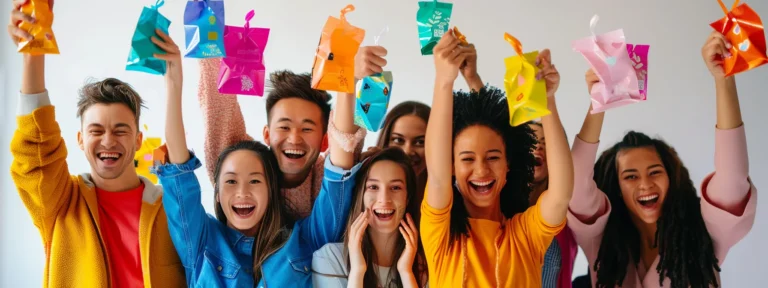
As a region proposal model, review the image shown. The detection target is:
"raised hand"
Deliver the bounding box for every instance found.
[535,49,560,98]
[348,209,370,275]
[585,68,600,95]
[355,46,388,80]
[397,213,419,273]
[151,29,183,88]
[701,31,732,79]
[433,29,472,86]
[460,44,478,79]
[7,0,34,45]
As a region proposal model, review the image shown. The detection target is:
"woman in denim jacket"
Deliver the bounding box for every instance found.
[149,32,366,287]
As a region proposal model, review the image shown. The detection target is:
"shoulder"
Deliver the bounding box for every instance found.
[312,243,347,275]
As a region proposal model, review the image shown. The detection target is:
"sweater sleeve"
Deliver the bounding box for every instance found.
[198,58,253,186]
[10,91,76,242]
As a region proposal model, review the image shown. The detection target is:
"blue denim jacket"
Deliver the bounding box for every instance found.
[154,153,360,288]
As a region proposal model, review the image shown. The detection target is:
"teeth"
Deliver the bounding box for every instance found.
[284,149,306,156]
[470,180,493,186]
[637,194,659,202]
[233,204,255,209]
[99,152,120,159]
[374,209,394,214]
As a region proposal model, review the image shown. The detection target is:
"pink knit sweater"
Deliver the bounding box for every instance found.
[567,126,756,287]
[198,58,360,220]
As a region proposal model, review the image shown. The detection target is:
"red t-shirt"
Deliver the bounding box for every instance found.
[96,182,145,288]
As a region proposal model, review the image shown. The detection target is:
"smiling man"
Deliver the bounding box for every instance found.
[7,3,184,286]
[199,57,371,220]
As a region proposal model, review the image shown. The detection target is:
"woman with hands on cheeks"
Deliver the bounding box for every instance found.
[566,31,756,288]
[312,45,427,288]
[420,29,574,287]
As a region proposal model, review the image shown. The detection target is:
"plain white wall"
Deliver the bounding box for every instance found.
[2,0,766,287]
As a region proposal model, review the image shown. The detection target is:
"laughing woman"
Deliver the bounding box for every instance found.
[312,148,425,288]
[567,32,757,288]
[421,30,574,287]
[149,32,364,287]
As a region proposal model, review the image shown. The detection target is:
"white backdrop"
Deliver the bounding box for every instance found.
[1,0,766,287]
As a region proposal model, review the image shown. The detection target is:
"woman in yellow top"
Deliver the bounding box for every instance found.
[422,30,574,287]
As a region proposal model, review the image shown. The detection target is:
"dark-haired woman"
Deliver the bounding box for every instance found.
[421,30,574,287]
[150,33,365,286]
[567,32,756,288]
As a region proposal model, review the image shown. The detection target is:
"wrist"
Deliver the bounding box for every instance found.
[714,76,735,87]
[350,267,367,276]
[434,78,455,90]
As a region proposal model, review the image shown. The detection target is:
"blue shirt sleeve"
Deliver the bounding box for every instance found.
[299,155,362,251]
[152,153,208,270]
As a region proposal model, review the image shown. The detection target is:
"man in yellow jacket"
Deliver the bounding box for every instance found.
[7,2,185,287]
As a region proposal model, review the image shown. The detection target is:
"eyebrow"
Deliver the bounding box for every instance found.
[620,164,663,175]
[86,123,133,130]
[276,118,317,126]
[367,178,405,184]
[391,133,425,138]
[224,172,264,176]
[459,149,502,156]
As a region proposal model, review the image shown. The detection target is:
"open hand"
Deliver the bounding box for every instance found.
[535,49,560,98]
[348,209,370,274]
[355,46,388,80]
[151,29,182,87]
[701,31,732,79]
[396,213,419,274]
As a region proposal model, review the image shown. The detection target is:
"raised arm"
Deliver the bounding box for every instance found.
[700,31,752,212]
[150,30,209,273]
[568,69,608,223]
[198,58,253,184]
[534,49,574,226]
[460,43,483,92]
[329,92,358,169]
[9,2,75,240]
[425,30,469,210]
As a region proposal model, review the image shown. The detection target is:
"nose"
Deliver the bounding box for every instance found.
[287,129,304,145]
[101,133,117,149]
[235,183,251,198]
[377,189,393,203]
[473,160,491,177]
[638,176,655,190]
[402,143,414,156]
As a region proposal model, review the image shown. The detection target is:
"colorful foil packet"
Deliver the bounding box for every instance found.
[311,5,365,93]
[710,0,767,76]
[135,125,161,184]
[627,44,650,98]
[572,15,643,114]
[417,0,453,55]
[503,33,550,127]
[17,0,59,55]
[183,0,226,58]
[126,0,172,75]
[453,26,468,46]
[217,10,270,96]
[354,72,394,132]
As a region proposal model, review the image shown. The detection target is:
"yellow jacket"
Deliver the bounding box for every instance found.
[10,92,186,287]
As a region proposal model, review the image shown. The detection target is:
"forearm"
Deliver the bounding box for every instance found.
[329,92,357,170]
[399,269,419,288]
[347,270,365,288]
[576,105,605,144]
[540,100,574,224]
[22,55,46,95]
[165,84,189,164]
[715,77,742,130]
[425,81,454,208]
[465,73,483,92]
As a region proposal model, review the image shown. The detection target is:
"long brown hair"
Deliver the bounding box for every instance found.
[375,101,431,148]
[592,131,719,288]
[342,148,425,287]
[212,140,289,281]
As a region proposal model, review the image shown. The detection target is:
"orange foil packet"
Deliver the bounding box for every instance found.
[17,0,59,55]
[710,0,767,76]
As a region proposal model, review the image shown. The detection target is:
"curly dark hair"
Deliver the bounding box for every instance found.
[448,86,537,245]
[593,131,720,288]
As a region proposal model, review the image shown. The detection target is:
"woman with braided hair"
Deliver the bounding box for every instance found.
[567,31,757,288]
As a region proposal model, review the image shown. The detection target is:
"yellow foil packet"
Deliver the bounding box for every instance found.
[17,0,59,55]
[503,33,549,126]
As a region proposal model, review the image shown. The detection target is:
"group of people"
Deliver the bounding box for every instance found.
[7,1,756,287]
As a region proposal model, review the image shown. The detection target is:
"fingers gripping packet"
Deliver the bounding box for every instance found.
[217,10,270,96]
[354,72,393,132]
[17,0,59,55]
[572,15,642,114]
[417,0,453,55]
[311,5,365,93]
[710,0,768,76]
[126,0,172,75]
[627,44,650,98]
[183,0,225,58]
[503,33,550,127]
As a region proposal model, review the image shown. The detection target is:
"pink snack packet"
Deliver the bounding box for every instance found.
[572,15,643,114]
[217,10,270,96]
[627,44,649,98]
